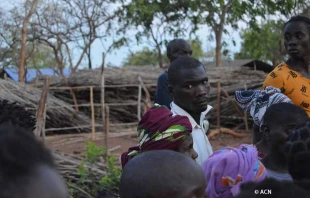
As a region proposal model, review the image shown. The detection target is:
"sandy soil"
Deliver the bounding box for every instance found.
[47,128,253,157]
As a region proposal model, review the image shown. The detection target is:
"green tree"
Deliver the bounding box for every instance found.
[125,0,307,67]
[189,38,204,60]
[30,43,59,69]
[123,47,168,66]
[235,20,286,66]
[120,0,191,68]
[122,38,206,66]
[190,0,308,67]
[0,8,58,70]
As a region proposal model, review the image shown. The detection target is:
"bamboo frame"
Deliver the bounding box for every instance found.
[30,76,255,134]
[244,81,249,131]
[90,86,95,140]
[101,53,107,152]
[42,103,47,141]
[104,106,109,156]
[217,81,221,129]
[35,84,143,133]
[137,85,142,120]
[34,77,50,138]
[48,84,157,90]
[25,102,139,111]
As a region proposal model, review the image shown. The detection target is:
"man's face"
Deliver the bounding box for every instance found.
[170,66,210,114]
[170,41,192,62]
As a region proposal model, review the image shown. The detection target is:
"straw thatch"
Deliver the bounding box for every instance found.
[33,65,268,128]
[0,79,91,133]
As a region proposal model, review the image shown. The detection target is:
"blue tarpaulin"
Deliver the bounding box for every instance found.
[3,68,73,82]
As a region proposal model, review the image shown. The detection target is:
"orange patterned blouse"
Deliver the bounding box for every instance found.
[263,62,310,116]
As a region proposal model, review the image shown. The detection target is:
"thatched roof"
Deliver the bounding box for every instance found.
[31,65,267,127]
[34,62,268,88]
[0,79,91,133]
[205,59,274,73]
[34,66,163,88]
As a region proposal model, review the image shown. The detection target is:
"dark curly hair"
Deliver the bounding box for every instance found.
[285,15,310,31]
[0,122,54,197]
[166,39,191,62]
[0,100,36,131]
[284,120,310,181]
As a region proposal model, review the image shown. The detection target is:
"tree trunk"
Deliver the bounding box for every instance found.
[87,34,92,69]
[87,47,92,69]
[18,0,39,83]
[157,45,163,68]
[215,31,222,67]
[19,25,27,82]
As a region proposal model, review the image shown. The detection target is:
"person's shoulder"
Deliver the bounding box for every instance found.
[158,71,168,79]
[273,62,290,73]
[157,71,168,83]
[265,62,287,79]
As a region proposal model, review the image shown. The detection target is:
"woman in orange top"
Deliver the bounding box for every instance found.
[263,15,310,116]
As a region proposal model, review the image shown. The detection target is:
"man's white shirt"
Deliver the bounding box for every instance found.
[170,102,213,165]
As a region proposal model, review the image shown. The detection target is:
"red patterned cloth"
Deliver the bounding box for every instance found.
[121,104,192,168]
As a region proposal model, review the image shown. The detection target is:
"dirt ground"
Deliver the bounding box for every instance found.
[47,128,253,157]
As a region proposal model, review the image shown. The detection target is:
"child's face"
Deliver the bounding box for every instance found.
[177,134,198,160]
[263,123,297,147]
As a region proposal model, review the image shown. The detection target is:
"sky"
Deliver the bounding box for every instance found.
[0,0,246,68]
[87,24,245,68]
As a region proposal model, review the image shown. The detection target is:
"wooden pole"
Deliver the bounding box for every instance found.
[100,53,108,150]
[138,76,151,109]
[34,77,50,138]
[220,88,244,117]
[105,106,110,155]
[64,77,79,112]
[137,85,142,120]
[42,103,47,142]
[217,81,221,129]
[90,86,95,140]
[244,81,249,131]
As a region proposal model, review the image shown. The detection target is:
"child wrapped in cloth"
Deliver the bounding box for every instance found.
[121,104,198,168]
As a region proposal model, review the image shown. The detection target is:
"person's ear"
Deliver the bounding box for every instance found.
[262,125,271,142]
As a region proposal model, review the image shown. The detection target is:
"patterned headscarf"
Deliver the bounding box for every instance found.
[121,104,192,168]
[202,144,267,198]
[235,86,293,130]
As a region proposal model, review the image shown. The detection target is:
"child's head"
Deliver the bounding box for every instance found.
[0,122,68,198]
[235,86,293,155]
[0,100,36,131]
[202,144,266,198]
[120,150,206,198]
[234,178,310,198]
[261,103,308,157]
[284,120,310,181]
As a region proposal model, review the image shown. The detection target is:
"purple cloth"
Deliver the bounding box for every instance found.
[202,144,267,198]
